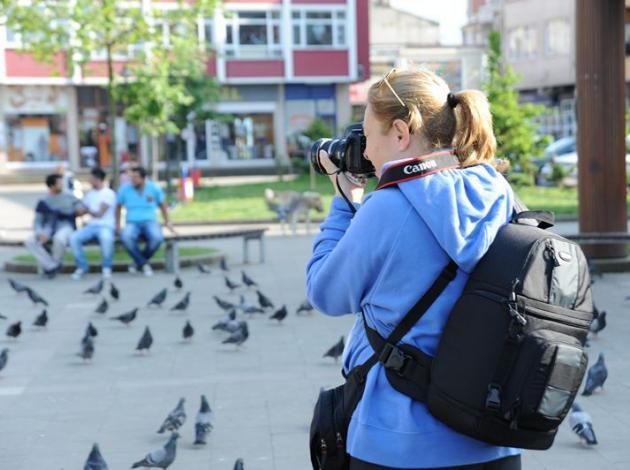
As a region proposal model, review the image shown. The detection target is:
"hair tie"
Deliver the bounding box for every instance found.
[447,92,459,109]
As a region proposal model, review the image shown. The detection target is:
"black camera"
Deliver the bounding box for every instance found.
[309,123,375,178]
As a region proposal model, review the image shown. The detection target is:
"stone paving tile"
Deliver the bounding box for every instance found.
[0,233,628,469]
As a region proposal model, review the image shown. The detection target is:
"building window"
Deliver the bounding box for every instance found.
[544,19,570,56]
[224,10,282,59]
[204,19,213,47]
[5,114,68,163]
[292,10,347,48]
[507,25,538,60]
[212,114,275,161]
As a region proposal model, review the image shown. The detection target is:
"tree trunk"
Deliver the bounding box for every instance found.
[106,43,119,189]
[151,134,159,181]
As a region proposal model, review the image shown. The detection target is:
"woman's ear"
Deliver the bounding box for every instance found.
[392,119,410,151]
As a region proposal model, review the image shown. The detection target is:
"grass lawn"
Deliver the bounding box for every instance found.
[169,174,630,222]
[14,246,216,265]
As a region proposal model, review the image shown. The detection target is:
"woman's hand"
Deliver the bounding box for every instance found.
[318,150,367,204]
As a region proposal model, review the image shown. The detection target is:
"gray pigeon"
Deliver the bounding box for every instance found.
[84,280,104,295]
[212,310,238,332]
[0,348,9,373]
[296,299,314,315]
[569,403,597,445]
[214,295,235,312]
[131,432,179,469]
[193,395,214,445]
[174,276,183,290]
[182,320,194,341]
[136,326,153,353]
[84,443,108,470]
[220,258,229,272]
[233,458,245,470]
[110,308,138,326]
[26,287,48,306]
[78,335,95,362]
[157,398,186,434]
[269,305,288,323]
[222,322,249,347]
[147,288,168,308]
[109,282,119,300]
[0,313,6,320]
[582,353,608,396]
[323,336,345,363]
[225,276,241,292]
[33,309,48,328]
[86,322,98,338]
[197,263,212,274]
[6,321,21,339]
[95,298,109,315]
[170,292,191,312]
[589,310,607,336]
[238,295,264,315]
[256,290,274,309]
[8,278,29,294]
[241,271,257,288]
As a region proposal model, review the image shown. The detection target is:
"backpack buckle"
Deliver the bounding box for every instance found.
[379,343,410,375]
[485,383,502,410]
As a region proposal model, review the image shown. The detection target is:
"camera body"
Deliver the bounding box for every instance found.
[310,123,375,178]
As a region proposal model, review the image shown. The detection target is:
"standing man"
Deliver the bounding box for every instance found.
[115,166,173,276]
[69,167,117,280]
[25,174,84,278]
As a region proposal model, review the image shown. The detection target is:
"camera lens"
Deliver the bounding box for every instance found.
[309,138,344,175]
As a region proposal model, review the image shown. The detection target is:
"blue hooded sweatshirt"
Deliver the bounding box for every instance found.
[306,158,522,468]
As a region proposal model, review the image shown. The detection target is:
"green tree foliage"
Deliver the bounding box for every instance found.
[485,31,551,185]
[303,118,333,141]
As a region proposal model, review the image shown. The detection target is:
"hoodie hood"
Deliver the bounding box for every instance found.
[391,160,514,273]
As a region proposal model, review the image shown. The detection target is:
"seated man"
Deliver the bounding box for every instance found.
[24,174,84,278]
[115,166,173,277]
[69,167,117,280]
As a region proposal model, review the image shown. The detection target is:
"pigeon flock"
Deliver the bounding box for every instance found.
[2,258,340,469]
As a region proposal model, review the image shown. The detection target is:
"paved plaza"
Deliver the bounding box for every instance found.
[0,187,628,469]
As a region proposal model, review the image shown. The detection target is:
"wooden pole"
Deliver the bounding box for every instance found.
[576,0,628,258]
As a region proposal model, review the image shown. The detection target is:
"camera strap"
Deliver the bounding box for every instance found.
[376,149,461,190]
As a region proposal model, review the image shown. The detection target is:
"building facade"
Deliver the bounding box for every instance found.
[0,0,370,177]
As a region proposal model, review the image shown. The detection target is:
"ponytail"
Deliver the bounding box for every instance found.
[450,90,497,167]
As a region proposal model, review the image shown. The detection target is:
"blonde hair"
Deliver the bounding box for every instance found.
[367,67,497,167]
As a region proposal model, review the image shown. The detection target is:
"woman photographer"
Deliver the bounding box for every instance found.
[307,67,520,470]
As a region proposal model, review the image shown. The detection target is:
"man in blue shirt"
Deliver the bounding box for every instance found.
[115,166,173,276]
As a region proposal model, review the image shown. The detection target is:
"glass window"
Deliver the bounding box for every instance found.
[204,20,213,46]
[239,24,267,45]
[545,19,570,56]
[293,9,346,48]
[217,114,275,161]
[307,12,332,20]
[293,25,301,45]
[5,114,68,163]
[508,25,538,60]
[307,24,333,46]
[226,24,233,44]
[224,10,281,58]
[239,12,266,20]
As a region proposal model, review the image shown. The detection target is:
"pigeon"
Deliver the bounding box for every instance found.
[0,348,9,374]
[86,322,98,338]
[84,280,104,295]
[193,395,214,445]
[241,271,257,288]
[8,278,29,294]
[233,458,245,470]
[182,320,194,341]
[582,353,608,396]
[296,299,314,315]
[110,308,138,326]
[33,309,48,328]
[225,276,241,292]
[84,442,108,470]
[157,398,186,434]
[109,282,119,300]
[256,290,274,309]
[589,310,607,336]
[569,403,597,445]
[220,258,229,272]
[131,432,179,469]
[238,295,264,315]
[170,292,191,313]
[78,335,95,361]
[174,276,183,290]
[0,313,6,320]
[147,288,168,308]
[211,310,238,332]
[214,295,236,312]
[222,322,249,347]
[269,305,288,323]
[197,263,212,274]
[6,321,21,339]
[323,336,345,363]
[26,287,48,306]
[136,326,153,353]
[94,298,109,315]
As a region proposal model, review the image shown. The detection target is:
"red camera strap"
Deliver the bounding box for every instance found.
[376,150,461,190]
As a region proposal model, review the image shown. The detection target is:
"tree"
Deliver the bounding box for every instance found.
[485,30,550,184]
[5,0,217,188]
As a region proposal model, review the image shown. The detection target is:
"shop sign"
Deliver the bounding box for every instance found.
[3,86,68,114]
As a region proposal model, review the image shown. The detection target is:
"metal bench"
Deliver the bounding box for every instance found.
[0,228,267,273]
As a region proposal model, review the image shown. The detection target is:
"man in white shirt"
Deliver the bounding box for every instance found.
[69,167,117,279]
